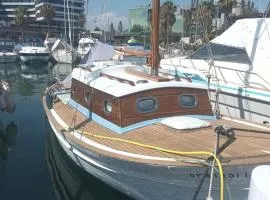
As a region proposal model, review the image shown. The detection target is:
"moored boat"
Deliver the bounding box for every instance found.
[43,1,270,200]
[77,37,95,59]
[0,40,18,63]
[19,44,50,64]
[51,39,78,64]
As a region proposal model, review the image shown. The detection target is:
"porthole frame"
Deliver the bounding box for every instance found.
[136,97,158,114]
[178,94,198,108]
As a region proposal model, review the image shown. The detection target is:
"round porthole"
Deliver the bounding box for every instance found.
[179,95,197,108]
[104,100,112,113]
[137,97,158,113]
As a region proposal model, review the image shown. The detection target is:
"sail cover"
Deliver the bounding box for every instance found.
[191,18,270,71]
[80,41,115,67]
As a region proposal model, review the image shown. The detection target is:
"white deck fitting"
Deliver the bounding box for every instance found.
[161,116,210,130]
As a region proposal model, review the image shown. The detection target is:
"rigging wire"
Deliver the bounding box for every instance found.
[196,0,221,118]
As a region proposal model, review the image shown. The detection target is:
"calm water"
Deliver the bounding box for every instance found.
[0,62,130,200]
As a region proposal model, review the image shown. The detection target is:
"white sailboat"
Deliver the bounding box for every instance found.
[77,37,95,58]
[51,0,78,64]
[51,39,78,64]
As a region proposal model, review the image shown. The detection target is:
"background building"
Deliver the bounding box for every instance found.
[0,0,84,39]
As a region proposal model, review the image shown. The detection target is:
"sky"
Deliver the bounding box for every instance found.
[86,0,269,30]
[86,0,172,30]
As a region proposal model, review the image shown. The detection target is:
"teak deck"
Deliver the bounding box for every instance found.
[45,98,270,167]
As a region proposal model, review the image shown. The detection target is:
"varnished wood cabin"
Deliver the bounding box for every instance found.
[70,65,213,130]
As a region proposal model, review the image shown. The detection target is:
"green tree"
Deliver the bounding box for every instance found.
[109,22,115,42]
[194,1,215,41]
[160,1,177,46]
[110,22,115,35]
[15,6,28,41]
[147,4,152,29]
[130,24,144,33]
[40,4,55,33]
[118,21,123,33]
[182,9,192,36]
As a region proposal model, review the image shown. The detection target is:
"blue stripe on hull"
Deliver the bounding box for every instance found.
[68,99,216,134]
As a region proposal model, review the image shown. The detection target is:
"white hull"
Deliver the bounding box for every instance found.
[19,46,50,63]
[0,53,18,63]
[20,54,50,63]
[52,49,78,64]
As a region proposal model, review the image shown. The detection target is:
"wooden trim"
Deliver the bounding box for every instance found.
[126,68,170,82]
[100,72,135,86]
[114,47,151,57]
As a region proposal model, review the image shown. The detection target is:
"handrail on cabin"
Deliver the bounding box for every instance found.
[100,72,135,86]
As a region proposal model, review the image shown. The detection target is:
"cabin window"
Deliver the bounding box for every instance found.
[179,95,197,108]
[137,97,158,113]
[104,100,113,113]
[85,92,91,103]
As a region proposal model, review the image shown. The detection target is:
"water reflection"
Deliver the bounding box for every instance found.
[46,132,131,200]
[0,120,17,161]
[0,62,74,200]
[51,63,73,81]
[0,63,19,84]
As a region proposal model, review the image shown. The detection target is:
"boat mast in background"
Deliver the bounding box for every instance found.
[151,0,160,76]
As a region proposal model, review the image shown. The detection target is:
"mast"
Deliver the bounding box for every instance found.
[66,0,72,48]
[151,0,160,76]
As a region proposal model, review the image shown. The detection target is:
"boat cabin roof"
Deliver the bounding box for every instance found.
[72,65,208,97]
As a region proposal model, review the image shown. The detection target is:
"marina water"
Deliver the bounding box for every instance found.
[0,63,131,200]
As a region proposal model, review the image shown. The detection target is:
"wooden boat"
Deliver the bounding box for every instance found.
[43,1,270,199]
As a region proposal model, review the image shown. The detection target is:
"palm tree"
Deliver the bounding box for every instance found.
[193,1,215,42]
[118,21,123,34]
[15,6,27,42]
[40,4,55,33]
[160,1,177,46]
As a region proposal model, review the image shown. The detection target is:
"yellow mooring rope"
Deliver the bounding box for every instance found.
[61,124,224,200]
